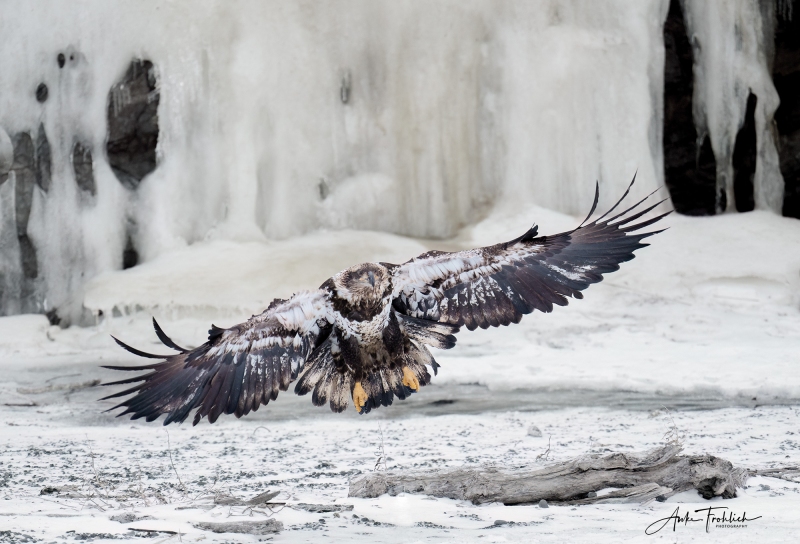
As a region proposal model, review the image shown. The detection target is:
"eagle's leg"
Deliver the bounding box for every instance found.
[401,366,420,391]
[352,381,368,412]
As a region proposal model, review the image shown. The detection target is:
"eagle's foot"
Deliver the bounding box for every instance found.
[353,381,368,413]
[401,366,420,391]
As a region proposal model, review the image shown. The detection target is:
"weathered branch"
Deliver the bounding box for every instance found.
[349,444,748,505]
[749,466,800,484]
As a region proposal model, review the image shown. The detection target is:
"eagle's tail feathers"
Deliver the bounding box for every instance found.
[295,338,435,414]
[385,365,410,400]
[312,369,332,407]
[359,367,407,415]
[329,371,352,413]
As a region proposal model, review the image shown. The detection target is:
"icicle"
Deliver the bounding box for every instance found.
[682,0,784,213]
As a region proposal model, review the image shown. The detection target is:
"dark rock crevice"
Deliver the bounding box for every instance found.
[72,141,95,196]
[35,123,51,192]
[11,132,38,279]
[773,1,800,219]
[663,0,718,216]
[35,83,48,103]
[122,235,139,269]
[732,92,758,213]
[106,59,159,190]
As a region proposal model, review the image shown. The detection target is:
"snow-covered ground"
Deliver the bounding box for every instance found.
[0,207,799,542]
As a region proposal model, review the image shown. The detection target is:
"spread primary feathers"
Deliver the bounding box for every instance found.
[102,178,669,425]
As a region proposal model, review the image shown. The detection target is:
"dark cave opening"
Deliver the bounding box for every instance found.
[773,4,800,219]
[106,59,159,191]
[663,0,718,216]
[732,92,757,213]
[123,235,139,270]
[12,132,38,280]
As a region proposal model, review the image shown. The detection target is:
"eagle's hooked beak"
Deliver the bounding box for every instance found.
[367,270,375,287]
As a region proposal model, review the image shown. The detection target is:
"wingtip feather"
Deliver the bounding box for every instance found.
[111,335,170,359]
[152,317,189,353]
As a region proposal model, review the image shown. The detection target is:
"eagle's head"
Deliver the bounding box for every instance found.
[333,263,391,306]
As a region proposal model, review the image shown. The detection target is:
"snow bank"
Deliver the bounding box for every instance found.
[82,203,800,319]
[84,229,430,321]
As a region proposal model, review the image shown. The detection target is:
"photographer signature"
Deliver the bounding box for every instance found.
[646,506,762,534]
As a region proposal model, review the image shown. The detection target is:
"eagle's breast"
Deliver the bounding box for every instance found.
[332,296,393,346]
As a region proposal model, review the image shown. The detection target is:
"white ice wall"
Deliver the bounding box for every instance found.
[0,0,692,323]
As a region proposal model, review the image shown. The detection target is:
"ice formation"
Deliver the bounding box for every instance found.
[0,0,788,323]
[683,0,784,213]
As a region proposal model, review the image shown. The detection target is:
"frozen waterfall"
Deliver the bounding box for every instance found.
[0,0,790,324]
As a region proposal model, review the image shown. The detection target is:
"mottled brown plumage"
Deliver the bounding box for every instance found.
[102,178,668,424]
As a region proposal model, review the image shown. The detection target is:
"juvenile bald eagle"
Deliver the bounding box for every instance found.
[103,180,668,424]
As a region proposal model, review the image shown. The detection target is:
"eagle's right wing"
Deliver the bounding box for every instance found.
[391,179,669,330]
[101,290,334,425]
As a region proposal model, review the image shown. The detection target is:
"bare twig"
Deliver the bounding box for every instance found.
[374,425,388,472]
[164,430,186,492]
[660,405,684,446]
[133,458,150,507]
[85,437,111,501]
[750,466,800,483]
[252,426,270,436]
[535,436,552,463]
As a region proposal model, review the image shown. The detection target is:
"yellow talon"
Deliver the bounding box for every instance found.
[402,366,420,391]
[353,381,368,412]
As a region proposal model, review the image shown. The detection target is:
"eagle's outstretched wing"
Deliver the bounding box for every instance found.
[391,179,669,330]
[101,290,334,425]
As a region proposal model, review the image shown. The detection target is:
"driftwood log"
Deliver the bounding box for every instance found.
[193,519,282,535]
[349,444,748,505]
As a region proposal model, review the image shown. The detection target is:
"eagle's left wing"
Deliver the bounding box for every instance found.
[101,290,334,425]
[391,181,669,330]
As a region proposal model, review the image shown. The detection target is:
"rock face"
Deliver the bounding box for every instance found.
[0,126,12,182]
[663,0,718,216]
[1,127,46,316]
[72,141,95,196]
[11,133,38,280]
[35,83,48,103]
[35,124,51,192]
[106,59,159,190]
[773,5,800,219]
